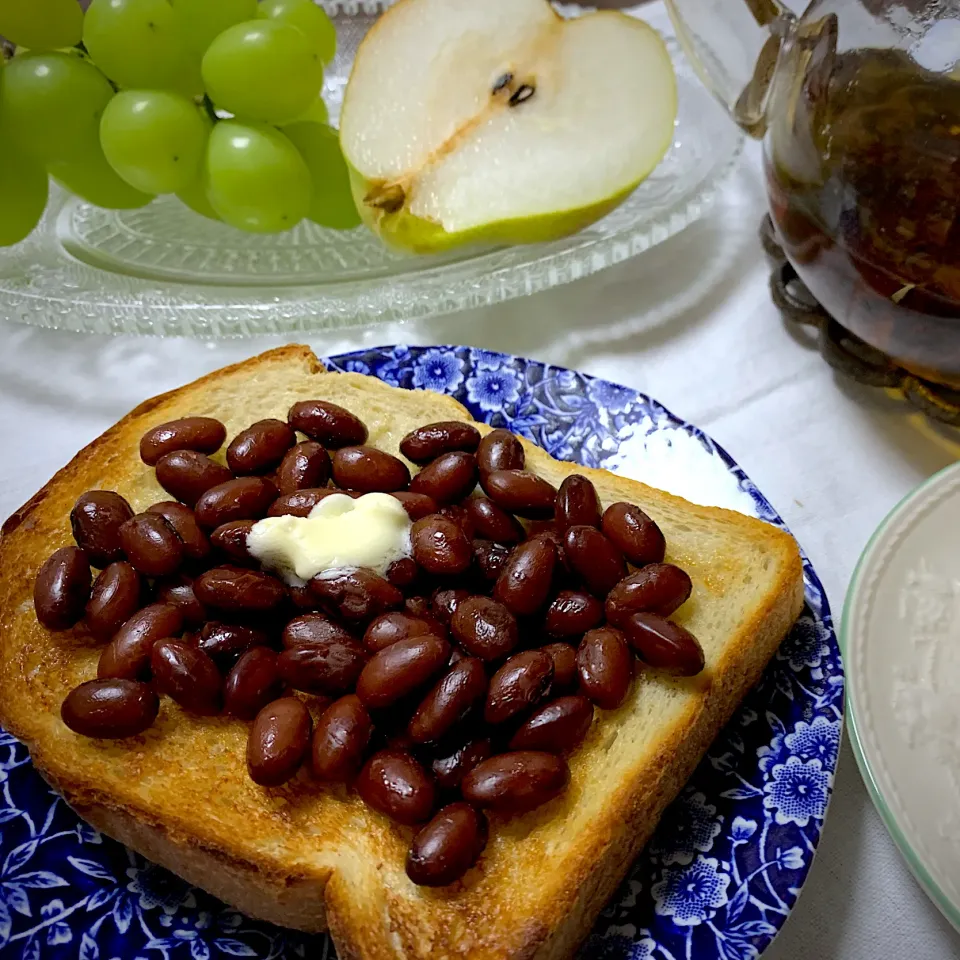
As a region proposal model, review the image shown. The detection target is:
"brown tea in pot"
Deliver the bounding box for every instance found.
[766,45,960,385]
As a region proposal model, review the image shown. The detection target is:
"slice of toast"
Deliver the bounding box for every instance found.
[0,346,804,960]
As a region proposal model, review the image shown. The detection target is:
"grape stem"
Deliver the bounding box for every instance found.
[202,96,220,126]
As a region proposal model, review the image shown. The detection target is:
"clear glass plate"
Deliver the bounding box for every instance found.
[0,3,743,337]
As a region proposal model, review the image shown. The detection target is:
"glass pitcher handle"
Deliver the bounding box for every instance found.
[664,0,798,137]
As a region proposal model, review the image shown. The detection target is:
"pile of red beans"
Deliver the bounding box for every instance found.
[33,401,703,888]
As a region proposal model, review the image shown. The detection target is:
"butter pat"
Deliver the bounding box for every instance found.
[247,493,412,584]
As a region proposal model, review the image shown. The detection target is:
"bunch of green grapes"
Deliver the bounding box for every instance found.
[0,0,360,247]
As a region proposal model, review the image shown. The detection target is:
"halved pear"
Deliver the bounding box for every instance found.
[339,0,677,254]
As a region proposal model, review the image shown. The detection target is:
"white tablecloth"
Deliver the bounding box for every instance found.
[2,141,959,959]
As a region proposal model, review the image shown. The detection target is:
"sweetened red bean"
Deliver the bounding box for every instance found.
[332,446,410,493]
[410,452,478,505]
[407,802,488,887]
[605,563,693,625]
[283,612,356,650]
[482,470,556,520]
[472,540,513,581]
[98,603,184,680]
[277,637,367,695]
[451,596,519,661]
[119,513,184,578]
[432,738,492,792]
[151,640,222,715]
[247,697,312,786]
[224,647,284,720]
[356,634,450,710]
[411,515,472,575]
[268,488,342,518]
[403,595,429,620]
[311,694,373,782]
[289,584,318,610]
[477,429,524,475]
[155,451,233,507]
[430,588,471,625]
[140,417,227,466]
[194,477,277,528]
[288,400,367,448]
[563,526,626,597]
[541,642,578,693]
[462,752,568,814]
[409,657,487,744]
[227,419,296,475]
[86,562,142,640]
[146,502,211,562]
[310,569,402,622]
[555,475,602,532]
[386,557,419,588]
[389,492,439,522]
[623,612,705,676]
[438,503,476,539]
[198,621,268,663]
[357,750,435,825]
[400,421,482,465]
[544,590,604,639]
[275,441,331,495]
[34,547,91,631]
[466,496,525,544]
[529,527,574,580]
[493,538,555,616]
[577,627,632,709]
[601,502,666,567]
[363,611,438,653]
[210,520,255,561]
[70,491,134,567]
[154,574,206,627]
[485,650,554,725]
[509,696,593,754]
[62,679,159,739]
[194,565,286,613]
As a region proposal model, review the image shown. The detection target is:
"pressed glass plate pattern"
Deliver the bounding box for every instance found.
[0,4,742,337]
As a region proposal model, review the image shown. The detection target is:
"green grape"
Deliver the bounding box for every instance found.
[0,138,49,246]
[50,140,155,209]
[176,178,221,221]
[258,0,336,64]
[100,90,209,195]
[0,0,83,51]
[169,0,257,54]
[83,0,202,96]
[0,53,114,164]
[283,121,360,230]
[202,20,323,124]
[282,94,328,127]
[205,120,311,232]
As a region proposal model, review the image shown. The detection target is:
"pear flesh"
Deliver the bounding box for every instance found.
[340,0,678,253]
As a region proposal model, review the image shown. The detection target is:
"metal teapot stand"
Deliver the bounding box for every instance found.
[761,215,960,427]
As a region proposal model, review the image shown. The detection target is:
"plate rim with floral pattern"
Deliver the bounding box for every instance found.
[0,346,841,960]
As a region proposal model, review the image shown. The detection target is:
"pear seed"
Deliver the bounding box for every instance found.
[508,84,535,107]
[492,73,514,95]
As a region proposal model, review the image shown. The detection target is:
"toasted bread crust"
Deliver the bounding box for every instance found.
[0,346,804,959]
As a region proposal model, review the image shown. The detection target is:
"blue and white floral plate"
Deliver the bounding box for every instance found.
[0,347,841,960]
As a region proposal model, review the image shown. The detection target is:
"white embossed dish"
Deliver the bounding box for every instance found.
[0,2,742,337]
[843,460,960,931]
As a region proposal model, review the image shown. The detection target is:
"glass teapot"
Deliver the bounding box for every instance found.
[665,0,960,387]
